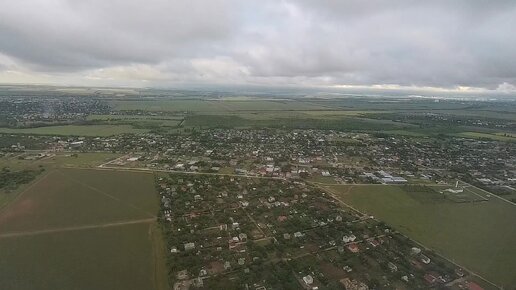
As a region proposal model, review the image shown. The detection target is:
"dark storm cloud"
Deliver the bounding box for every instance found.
[0,0,515,90]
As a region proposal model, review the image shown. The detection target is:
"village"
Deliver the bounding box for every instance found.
[13,128,507,195]
[3,127,515,197]
[2,127,515,290]
[1,1,515,287]
[157,173,471,290]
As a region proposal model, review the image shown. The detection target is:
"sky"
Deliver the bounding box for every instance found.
[0,0,515,94]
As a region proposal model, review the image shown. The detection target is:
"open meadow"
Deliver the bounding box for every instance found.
[109,98,328,112]
[0,168,168,290]
[43,152,122,168]
[455,132,516,142]
[325,184,516,288]
[0,152,121,170]
[0,124,149,136]
[2,95,514,139]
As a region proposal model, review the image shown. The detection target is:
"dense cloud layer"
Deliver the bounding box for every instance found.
[0,0,515,92]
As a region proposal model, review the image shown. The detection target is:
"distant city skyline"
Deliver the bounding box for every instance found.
[1,1,515,95]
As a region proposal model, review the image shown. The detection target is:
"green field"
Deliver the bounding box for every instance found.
[184,114,413,131]
[0,223,160,290]
[0,153,120,208]
[110,99,328,112]
[212,100,328,111]
[0,152,120,170]
[456,131,516,142]
[0,168,168,290]
[0,168,44,209]
[0,125,149,136]
[87,114,183,128]
[110,99,223,112]
[0,168,156,232]
[193,110,380,121]
[43,152,121,167]
[434,110,516,121]
[7,97,513,138]
[327,184,516,287]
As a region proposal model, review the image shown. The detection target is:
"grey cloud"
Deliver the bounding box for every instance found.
[0,0,237,70]
[229,0,516,89]
[0,0,515,90]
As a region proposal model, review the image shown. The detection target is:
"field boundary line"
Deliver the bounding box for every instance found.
[0,218,155,239]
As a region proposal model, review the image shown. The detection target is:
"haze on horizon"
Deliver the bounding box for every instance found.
[1,0,515,95]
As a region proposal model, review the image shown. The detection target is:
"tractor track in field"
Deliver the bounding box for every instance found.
[0,218,155,239]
